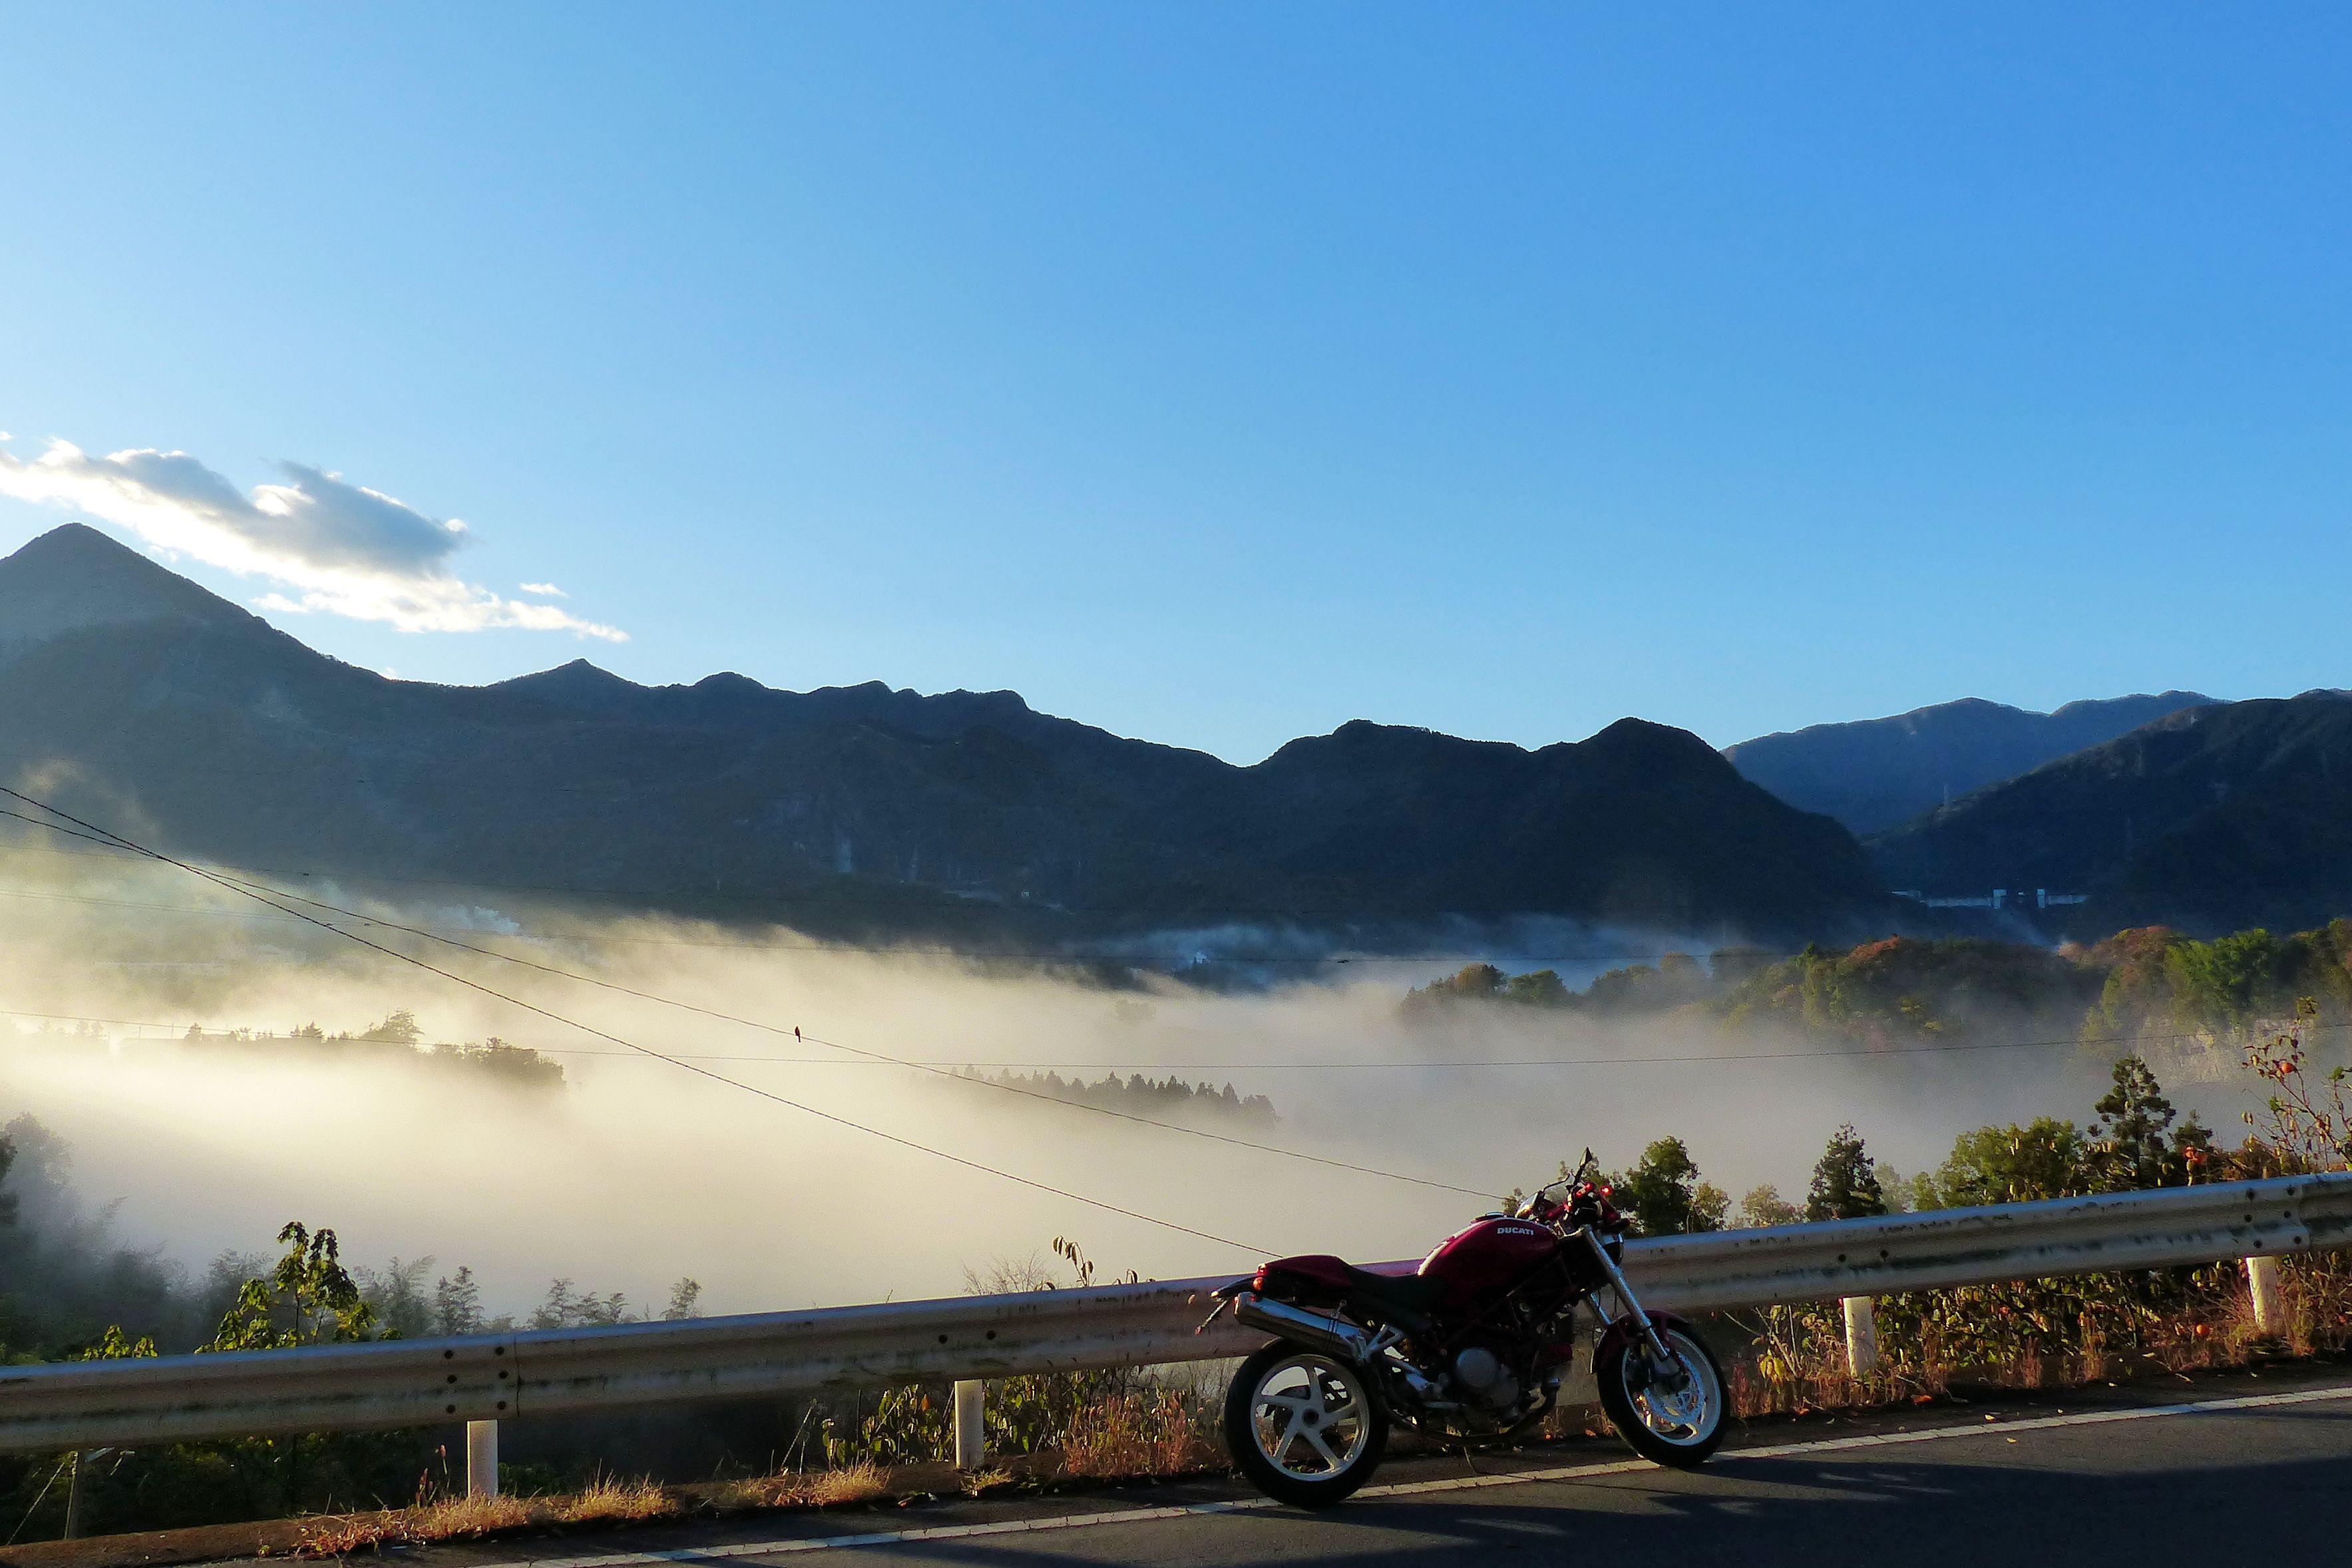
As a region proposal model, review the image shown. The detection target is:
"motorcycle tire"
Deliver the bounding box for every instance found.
[1223,1340,1388,1507]
[1595,1322,1728,1470]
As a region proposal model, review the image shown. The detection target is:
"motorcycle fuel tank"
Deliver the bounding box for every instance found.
[1417,1217,1561,1309]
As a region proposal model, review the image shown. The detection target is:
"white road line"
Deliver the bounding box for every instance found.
[498,1381,2352,1567]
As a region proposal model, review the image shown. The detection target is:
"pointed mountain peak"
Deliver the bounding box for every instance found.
[501,657,636,685]
[489,658,644,711]
[0,522,254,646]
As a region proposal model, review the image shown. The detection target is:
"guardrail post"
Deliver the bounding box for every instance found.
[465,1419,498,1499]
[2245,1255,2287,1336]
[63,1450,88,1539]
[952,1379,985,1470]
[1842,1296,1878,1377]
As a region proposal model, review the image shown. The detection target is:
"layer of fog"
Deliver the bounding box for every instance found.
[0,845,2271,1321]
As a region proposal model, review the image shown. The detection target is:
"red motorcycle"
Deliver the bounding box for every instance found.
[1207,1153,1726,1506]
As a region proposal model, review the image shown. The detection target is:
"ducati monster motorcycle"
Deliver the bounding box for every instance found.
[1206,1155,1726,1507]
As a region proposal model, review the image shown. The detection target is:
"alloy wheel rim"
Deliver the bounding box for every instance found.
[1627,1329,1720,1444]
[1249,1352,1372,1480]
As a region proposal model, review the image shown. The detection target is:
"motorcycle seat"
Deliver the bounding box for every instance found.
[1254,1255,1448,1324]
[1340,1265,1448,1320]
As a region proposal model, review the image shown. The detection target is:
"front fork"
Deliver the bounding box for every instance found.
[1581,1229,1682,1382]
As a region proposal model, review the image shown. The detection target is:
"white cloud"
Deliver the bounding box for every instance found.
[0,437,625,641]
[518,581,567,598]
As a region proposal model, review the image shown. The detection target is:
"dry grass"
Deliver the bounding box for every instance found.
[560,1475,674,1523]
[961,1466,1017,1497]
[295,1496,532,1557]
[1055,1390,1216,1478]
[292,1464,885,1557]
[707,1461,889,1510]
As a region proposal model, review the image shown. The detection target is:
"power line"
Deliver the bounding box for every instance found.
[0,787,1283,1256]
[181,867,1496,1199]
[0,808,1500,1197]
[532,1023,2352,1068]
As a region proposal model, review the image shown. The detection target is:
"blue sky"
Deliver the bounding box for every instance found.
[1,4,2346,760]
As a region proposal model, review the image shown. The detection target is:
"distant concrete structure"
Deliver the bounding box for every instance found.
[1892,886,2090,911]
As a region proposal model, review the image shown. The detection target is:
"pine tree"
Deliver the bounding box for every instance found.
[1614,1137,1722,1235]
[2091,1055,2178,1190]
[1806,1124,1887,1221]
[433,1265,485,1336]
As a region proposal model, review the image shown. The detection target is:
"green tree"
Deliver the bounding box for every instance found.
[1438,964,1504,999]
[2089,1056,2203,1191]
[2163,930,2284,1032]
[1690,1181,1731,1233]
[1736,1183,1800,1228]
[1928,1118,2089,1207]
[1504,970,1569,1006]
[356,1257,435,1338]
[0,1124,16,1229]
[1613,1137,1723,1236]
[357,1010,424,1047]
[433,1266,485,1336]
[1805,1124,1886,1221]
[78,1324,158,1360]
[1796,946,1842,1029]
[206,1223,377,1352]
[1879,1166,1939,1212]
[531,1279,630,1328]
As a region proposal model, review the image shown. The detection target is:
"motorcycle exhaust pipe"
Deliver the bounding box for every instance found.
[1231,1292,1376,1360]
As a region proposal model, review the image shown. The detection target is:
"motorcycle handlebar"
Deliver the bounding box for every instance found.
[1521,1177,1629,1235]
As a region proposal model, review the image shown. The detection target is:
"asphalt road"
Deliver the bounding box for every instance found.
[416,1364,2352,1568]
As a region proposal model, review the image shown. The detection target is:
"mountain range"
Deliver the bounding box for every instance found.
[0,525,1893,947]
[9,522,2347,948]
[1869,693,2352,936]
[1722,691,2216,835]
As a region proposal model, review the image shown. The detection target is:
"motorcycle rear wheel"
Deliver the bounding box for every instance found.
[1595,1323,1726,1469]
[1223,1340,1388,1507]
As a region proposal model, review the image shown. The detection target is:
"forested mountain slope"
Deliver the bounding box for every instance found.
[0,525,1893,944]
[1726,691,2214,834]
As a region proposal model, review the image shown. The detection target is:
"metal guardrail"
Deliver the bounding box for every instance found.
[4,1174,2345,1456]
[1624,1171,2347,1312]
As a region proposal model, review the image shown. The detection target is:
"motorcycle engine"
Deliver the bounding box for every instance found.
[1450,1346,1521,1414]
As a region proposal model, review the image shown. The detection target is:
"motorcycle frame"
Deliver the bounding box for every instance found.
[1223,1215,1681,1440]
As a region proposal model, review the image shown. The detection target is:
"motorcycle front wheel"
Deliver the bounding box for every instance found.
[1223,1340,1388,1507]
[1595,1322,1726,1469]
